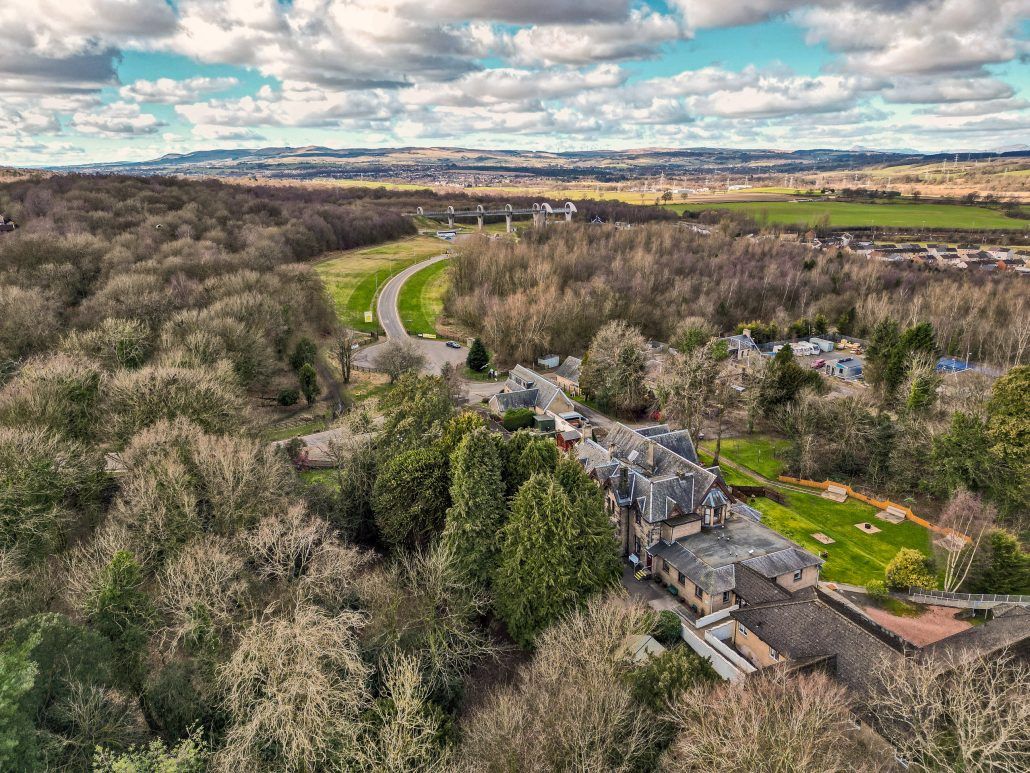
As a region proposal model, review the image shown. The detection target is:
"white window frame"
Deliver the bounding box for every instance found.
[739,625,749,638]
[793,569,803,582]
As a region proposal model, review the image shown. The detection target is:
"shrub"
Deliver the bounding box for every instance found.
[290,337,317,372]
[885,548,936,590]
[866,579,889,602]
[276,388,300,406]
[653,610,683,646]
[502,408,534,432]
[466,338,489,372]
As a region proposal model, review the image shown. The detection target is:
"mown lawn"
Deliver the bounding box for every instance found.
[666,199,1027,229]
[316,236,446,332]
[700,438,934,586]
[397,258,450,335]
[750,491,933,587]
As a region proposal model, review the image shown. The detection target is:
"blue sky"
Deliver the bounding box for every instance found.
[2,1,1028,165]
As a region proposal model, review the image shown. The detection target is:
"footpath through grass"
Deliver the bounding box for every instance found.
[667,199,1027,229]
[397,258,450,335]
[700,435,934,586]
[316,236,445,332]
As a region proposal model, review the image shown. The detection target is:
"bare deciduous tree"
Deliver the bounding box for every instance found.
[215,603,370,772]
[376,339,427,383]
[663,670,875,772]
[870,650,1030,772]
[458,596,661,773]
[355,651,450,772]
[334,331,357,384]
[934,489,996,592]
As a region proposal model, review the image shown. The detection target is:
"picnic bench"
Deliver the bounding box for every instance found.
[821,483,848,503]
[876,504,907,524]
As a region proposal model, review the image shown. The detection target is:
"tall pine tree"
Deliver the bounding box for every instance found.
[495,468,620,648]
[443,429,507,588]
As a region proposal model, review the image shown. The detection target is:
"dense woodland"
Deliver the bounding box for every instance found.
[0,175,1026,770]
[446,223,1029,368]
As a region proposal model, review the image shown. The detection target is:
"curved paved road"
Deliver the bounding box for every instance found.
[353,253,467,375]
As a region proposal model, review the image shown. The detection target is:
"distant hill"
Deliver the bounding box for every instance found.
[58,145,1030,184]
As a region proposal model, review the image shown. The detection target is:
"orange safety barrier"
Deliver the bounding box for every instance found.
[778,476,969,542]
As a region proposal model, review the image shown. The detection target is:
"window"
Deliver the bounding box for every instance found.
[739,625,749,638]
[662,559,669,572]
[793,569,804,582]
[694,584,703,599]
[722,591,731,604]
[678,571,686,585]
[769,648,779,661]
[635,512,642,525]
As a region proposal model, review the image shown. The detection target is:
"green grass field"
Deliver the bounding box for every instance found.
[398,258,450,335]
[701,435,933,585]
[667,199,1028,229]
[710,436,791,479]
[316,236,446,332]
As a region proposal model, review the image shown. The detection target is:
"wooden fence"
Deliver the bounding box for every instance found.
[777,476,969,542]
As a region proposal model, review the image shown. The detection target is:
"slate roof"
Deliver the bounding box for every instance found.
[731,585,906,694]
[734,562,793,605]
[577,423,713,522]
[553,356,582,383]
[922,605,1030,664]
[491,389,539,412]
[649,517,823,595]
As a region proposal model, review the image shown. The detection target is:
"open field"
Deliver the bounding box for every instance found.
[668,199,1028,229]
[397,258,450,335]
[315,236,446,331]
[700,436,934,586]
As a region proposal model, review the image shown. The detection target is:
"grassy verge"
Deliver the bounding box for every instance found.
[316,236,446,332]
[666,199,1028,229]
[397,258,450,335]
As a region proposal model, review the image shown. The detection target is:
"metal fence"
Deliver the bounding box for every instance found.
[908,587,1030,608]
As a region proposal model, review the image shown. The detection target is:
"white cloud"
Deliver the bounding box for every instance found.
[120,77,240,104]
[505,11,685,66]
[72,101,165,136]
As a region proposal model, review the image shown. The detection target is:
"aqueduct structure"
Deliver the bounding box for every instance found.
[409,202,577,232]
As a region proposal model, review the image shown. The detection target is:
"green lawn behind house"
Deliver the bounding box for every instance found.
[700,436,934,586]
[316,236,446,332]
[666,199,1027,229]
[397,258,450,335]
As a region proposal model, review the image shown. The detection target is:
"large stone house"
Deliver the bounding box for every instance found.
[577,423,822,617]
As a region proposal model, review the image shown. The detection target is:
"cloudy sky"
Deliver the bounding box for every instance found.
[3,0,1029,165]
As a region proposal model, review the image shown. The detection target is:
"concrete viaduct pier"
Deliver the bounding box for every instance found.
[409,202,577,232]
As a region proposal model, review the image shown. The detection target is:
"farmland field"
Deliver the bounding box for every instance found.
[316,236,446,332]
[667,199,1028,229]
[397,258,450,335]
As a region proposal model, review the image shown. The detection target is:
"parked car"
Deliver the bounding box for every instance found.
[811,358,826,369]
[446,340,461,349]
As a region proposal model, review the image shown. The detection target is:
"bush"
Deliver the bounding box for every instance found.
[276,388,300,406]
[502,408,534,432]
[653,610,683,646]
[885,548,936,590]
[290,337,317,372]
[866,579,889,602]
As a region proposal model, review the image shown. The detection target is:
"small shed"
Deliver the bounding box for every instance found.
[827,357,863,380]
[809,337,835,352]
[537,354,560,369]
[533,414,556,432]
